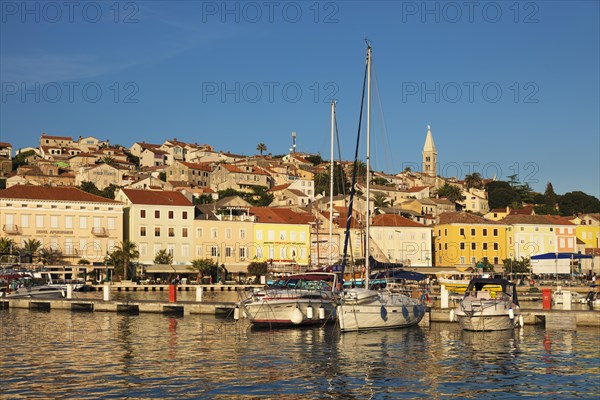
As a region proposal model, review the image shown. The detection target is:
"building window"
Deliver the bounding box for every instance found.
[168,211,174,219]
[483,243,488,250]
[268,230,275,240]
[182,245,189,257]
[493,228,498,236]
[240,247,246,260]
[225,247,233,257]
[493,243,498,250]
[482,229,487,236]
[79,217,87,229]
[182,211,188,219]
[21,215,30,228]
[140,227,146,236]
[211,246,218,257]
[471,243,476,250]
[50,215,59,228]
[460,242,465,250]
[240,229,246,240]
[470,228,476,236]
[256,230,263,240]
[226,229,232,239]
[182,228,188,238]
[280,231,286,240]
[459,228,465,236]
[140,210,146,218]
[460,256,465,264]
[493,257,499,264]
[155,210,160,218]
[155,227,160,237]
[107,218,115,230]
[290,231,297,241]
[299,231,306,241]
[65,216,73,229]
[168,228,175,237]
[196,228,203,238]
[211,228,218,239]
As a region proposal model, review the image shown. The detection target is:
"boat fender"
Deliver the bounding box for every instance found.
[233,306,240,320]
[380,305,388,321]
[291,307,303,325]
[508,308,515,320]
[518,314,524,328]
[318,306,326,320]
[449,309,455,322]
[402,305,409,319]
[413,305,420,317]
[307,305,314,320]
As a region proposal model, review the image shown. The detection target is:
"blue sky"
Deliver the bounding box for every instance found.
[1,0,599,198]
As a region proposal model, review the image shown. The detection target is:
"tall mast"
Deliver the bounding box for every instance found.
[365,44,372,288]
[329,100,336,265]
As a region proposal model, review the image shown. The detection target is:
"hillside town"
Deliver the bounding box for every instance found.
[0,128,599,283]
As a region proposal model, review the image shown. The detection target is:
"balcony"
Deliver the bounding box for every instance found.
[91,227,108,237]
[3,224,21,235]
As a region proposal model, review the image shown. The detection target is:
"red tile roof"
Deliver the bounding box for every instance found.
[439,212,504,225]
[269,183,291,192]
[500,214,573,225]
[249,207,313,224]
[1,185,118,203]
[179,161,213,171]
[408,185,430,192]
[372,214,427,228]
[509,205,535,215]
[221,164,269,176]
[41,133,73,141]
[120,188,193,206]
[0,142,12,148]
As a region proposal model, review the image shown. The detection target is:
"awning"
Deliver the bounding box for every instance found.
[531,252,592,260]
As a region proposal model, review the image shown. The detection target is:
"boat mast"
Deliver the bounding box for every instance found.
[329,100,336,266]
[365,44,372,288]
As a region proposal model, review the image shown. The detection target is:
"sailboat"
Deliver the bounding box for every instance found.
[336,43,426,332]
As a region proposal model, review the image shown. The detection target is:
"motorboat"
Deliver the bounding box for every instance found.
[552,288,581,304]
[1,284,66,299]
[453,278,522,331]
[239,272,339,327]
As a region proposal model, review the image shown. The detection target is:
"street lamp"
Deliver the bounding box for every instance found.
[104,252,110,283]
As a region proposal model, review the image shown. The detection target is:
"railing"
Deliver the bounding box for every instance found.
[91,227,108,236]
[2,224,21,234]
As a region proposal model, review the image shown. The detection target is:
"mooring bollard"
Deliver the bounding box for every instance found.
[563,291,572,310]
[196,286,203,302]
[169,284,177,302]
[103,284,111,301]
[440,285,449,309]
[66,284,73,299]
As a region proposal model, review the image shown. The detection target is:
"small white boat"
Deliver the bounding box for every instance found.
[2,285,66,299]
[454,278,521,331]
[239,272,339,327]
[552,289,581,304]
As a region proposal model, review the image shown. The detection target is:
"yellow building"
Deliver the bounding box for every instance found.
[0,185,123,264]
[193,203,255,274]
[434,212,507,267]
[574,213,600,249]
[249,207,312,271]
[501,215,574,260]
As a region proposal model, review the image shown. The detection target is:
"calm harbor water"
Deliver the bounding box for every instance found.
[1,302,599,399]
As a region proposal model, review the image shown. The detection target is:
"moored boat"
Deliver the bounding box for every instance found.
[239,272,339,327]
[453,278,522,331]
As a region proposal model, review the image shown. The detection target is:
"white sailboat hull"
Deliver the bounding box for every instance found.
[337,290,425,332]
[242,298,336,327]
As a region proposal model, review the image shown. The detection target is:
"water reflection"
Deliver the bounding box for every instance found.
[1,308,599,398]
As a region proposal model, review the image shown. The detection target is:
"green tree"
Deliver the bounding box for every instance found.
[372,192,390,208]
[80,181,102,196]
[476,258,494,273]
[189,258,219,283]
[247,261,268,281]
[21,238,42,262]
[78,259,90,265]
[159,172,167,182]
[11,149,36,171]
[503,257,531,275]
[305,154,324,166]
[0,237,17,254]
[256,143,267,155]
[544,182,558,206]
[100,156,115,166]
[111,240,139,281]
[314,164,348,197]
[558,191,600,216]
[153,249,173,265]
[373,177,393,186]
[464,172,483,190]
[101,184,120,199]
[194,194,214,205]
[39,247,63,265]
[436,183,465,203]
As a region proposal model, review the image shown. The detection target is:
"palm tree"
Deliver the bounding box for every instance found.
[256,143,267,155]
[100,155,116,166]
[113,240,139,281]
[0,237,16,254]
[464,172,483,190]
[21,238,42,262]
[372,192,390,208]
[153,249,173,265]
[436,183,465,203]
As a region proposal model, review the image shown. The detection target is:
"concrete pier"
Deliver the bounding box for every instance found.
[0,297,236,316]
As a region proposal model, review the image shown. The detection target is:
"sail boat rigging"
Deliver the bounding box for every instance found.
[336,43,426,332]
